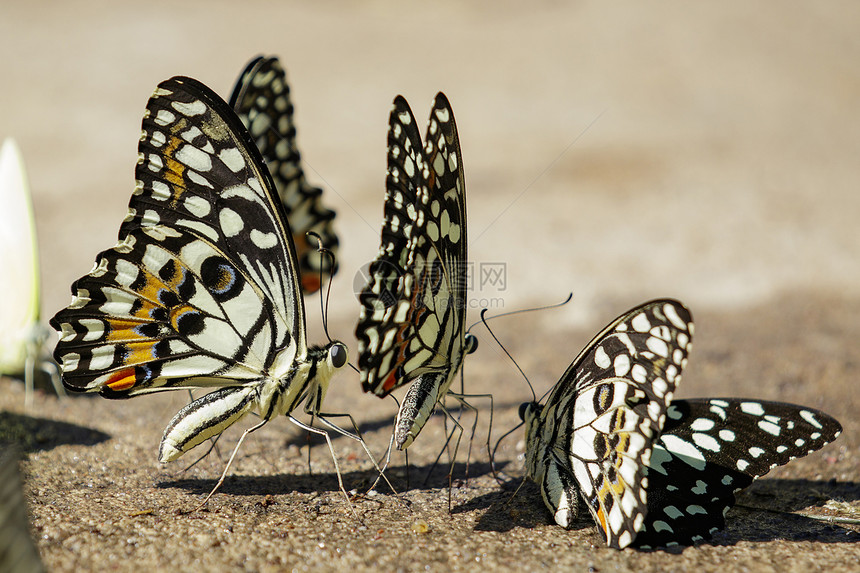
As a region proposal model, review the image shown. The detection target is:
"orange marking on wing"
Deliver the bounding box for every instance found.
[169,305,197,331]
[105,369,137,392]
[382,371,398,392]
[595,507,608,533]
[164,136,186,200]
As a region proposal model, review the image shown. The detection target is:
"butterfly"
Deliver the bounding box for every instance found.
[229,55,338,294]
[355,92,477,452]
[519,299,842,549]
[0,137,62,404]
[49,75,352,476]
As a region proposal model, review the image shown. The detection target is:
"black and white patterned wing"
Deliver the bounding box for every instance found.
[229,55,337,294]
[51,76,307,397]
[355,93,468,397]
[633,399,842,548]
[523,299,694,549]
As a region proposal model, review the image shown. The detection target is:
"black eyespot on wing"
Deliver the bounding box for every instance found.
[200,256,243,301]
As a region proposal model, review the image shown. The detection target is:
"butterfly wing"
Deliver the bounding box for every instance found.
[633,398,842,548]
[50,76,307,397]
[229,55,338,294]
[526,299,694,549]
[0,138,42,375]
[356,93,468,397]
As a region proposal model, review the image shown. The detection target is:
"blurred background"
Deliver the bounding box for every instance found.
[1,1,858,386]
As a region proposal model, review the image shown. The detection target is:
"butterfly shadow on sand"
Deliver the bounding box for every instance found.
[156,466,384,498]
[460,476,860,548]
[0,410,110,453]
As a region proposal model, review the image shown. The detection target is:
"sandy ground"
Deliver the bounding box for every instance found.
[1,1,859,571]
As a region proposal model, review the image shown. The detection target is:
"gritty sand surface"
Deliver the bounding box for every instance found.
[1,1,859,571]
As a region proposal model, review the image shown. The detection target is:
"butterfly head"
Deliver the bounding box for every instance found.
[463,333,478,355]
[518,401,541,425]
[328,341,349,369]
[303,340,349,415]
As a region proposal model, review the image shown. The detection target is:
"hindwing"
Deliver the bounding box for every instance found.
[633,398,842,547]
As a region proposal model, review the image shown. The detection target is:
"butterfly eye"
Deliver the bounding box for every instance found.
[329,343,348,369]
[518,402,530,421]
[464,333,478,354]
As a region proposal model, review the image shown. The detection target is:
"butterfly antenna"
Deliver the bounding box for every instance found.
[465,292,572,333]
[479,308,536,403]
[307,231,336,342]
[490,419,525,482]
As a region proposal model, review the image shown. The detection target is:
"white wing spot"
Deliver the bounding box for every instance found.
[613,353,630,376]
[646,336,669,358]
[219,208,244,237]
[757,420,781,436]
[718,429,736,442]
[692,480,708,495]
[799,410,823,429]
[594,346,610,369]
[663,303,687,329]
[690,418,715,432]
[172,99,207,116]
[692,432,721,452]
[219,148,246,172]
[175,144,212,172]
[661,435,706,470]
[749,447,766,458]
[183,195,211,217]
[154,109,176,126]
[737,459,750,471]
[631,313,651,332]
[250,229,278,249]
[740,402,765,416]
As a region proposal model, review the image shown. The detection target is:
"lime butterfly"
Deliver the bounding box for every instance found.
[50,75,363,496]
[520,299,841,548]
[355,93,477,452]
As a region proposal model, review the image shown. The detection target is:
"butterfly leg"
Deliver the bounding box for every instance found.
[181,432,225,473]
[446,391,496,481]
[190,417,268,512]
[40,358,66,399]
[316,411,397,494]
[23,351,35,410]
[288,415,362,522]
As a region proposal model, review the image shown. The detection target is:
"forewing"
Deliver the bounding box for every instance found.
[633,398,843,548]
[50,76,306,397]
[229,56,338,293]
[539,299,694,549]
[356,94,468,397]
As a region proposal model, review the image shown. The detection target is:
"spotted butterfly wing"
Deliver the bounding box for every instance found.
[520,299,694,549]
[50,76,348,462]
[633,398,842,548]
[229,55,337,294]
[355,93,474,450]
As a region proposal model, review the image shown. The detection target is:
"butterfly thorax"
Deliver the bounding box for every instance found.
[263,341,348,419]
